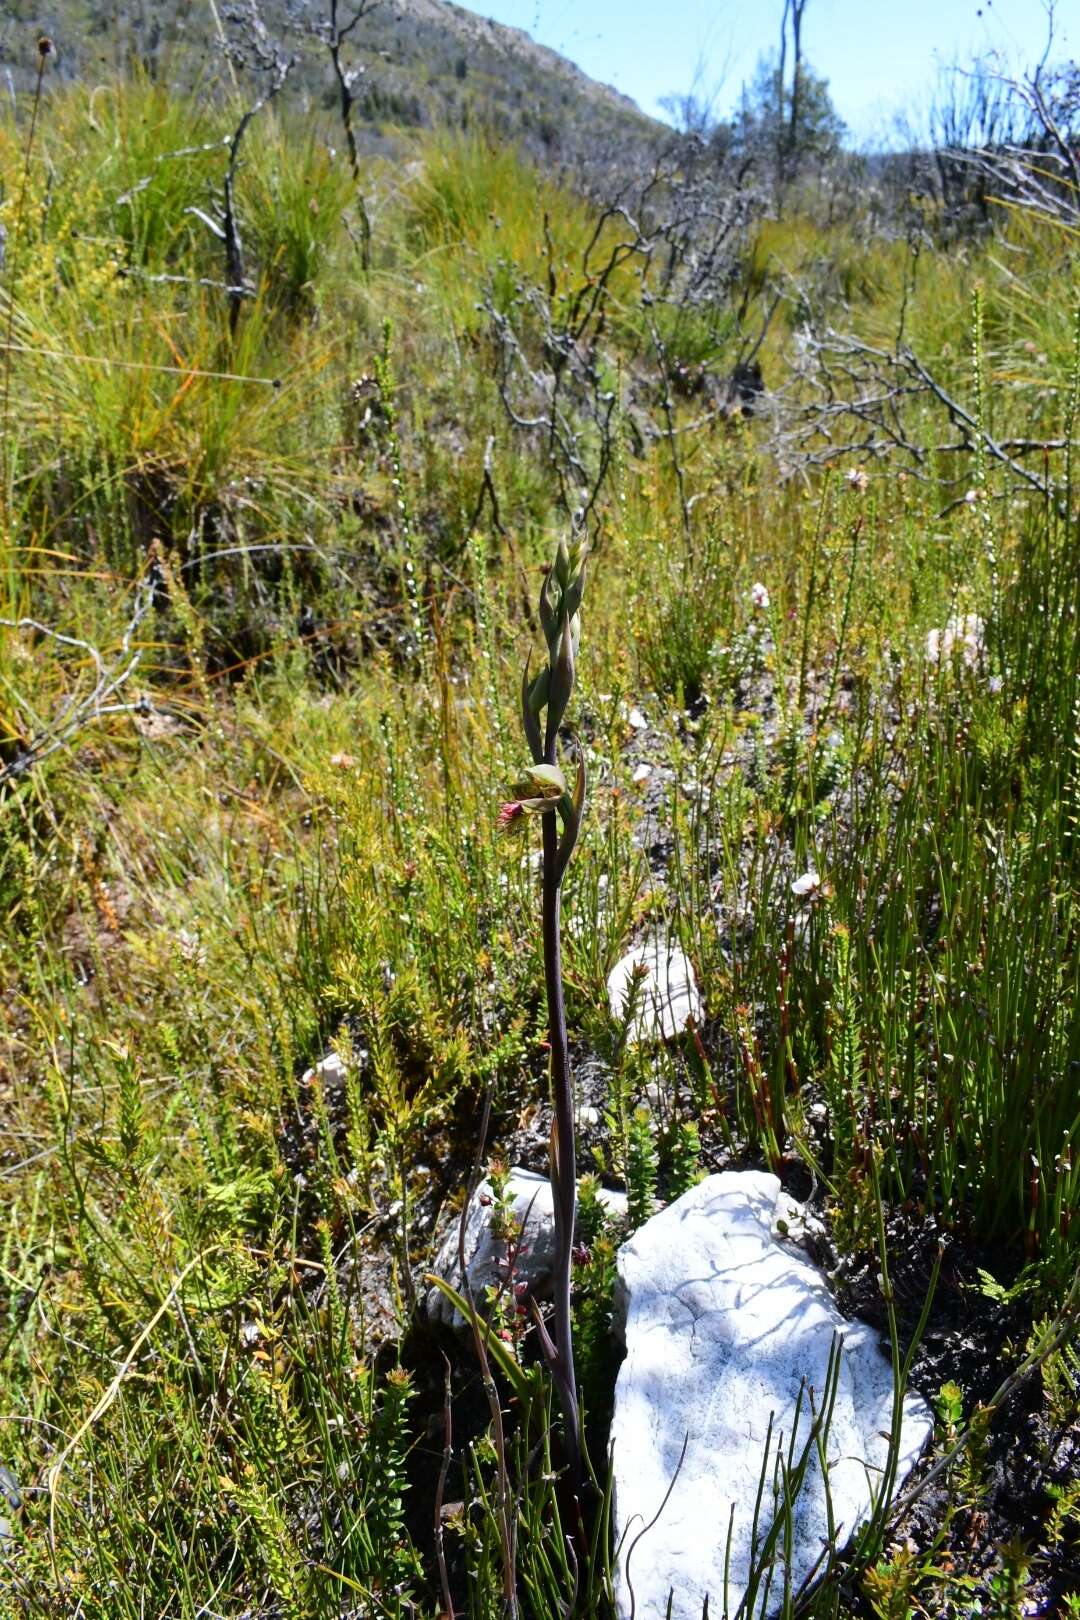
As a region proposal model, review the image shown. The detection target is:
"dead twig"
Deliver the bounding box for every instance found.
[186,0,294,333]
[0,566,156,790]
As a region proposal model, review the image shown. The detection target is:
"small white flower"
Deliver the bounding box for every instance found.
[845,467,869,492]
[963,488,981,506]
[177,928,207,966]
[750,581,770,610]
[791,868,821,899]
[926,613,984,669]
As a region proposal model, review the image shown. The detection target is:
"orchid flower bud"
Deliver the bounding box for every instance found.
[521,655,544,764]
[508,532,587,855]
[563,559,586,627]
[546,617,575,743]
[539,567,559,647]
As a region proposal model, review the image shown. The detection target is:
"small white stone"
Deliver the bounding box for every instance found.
[627,706,648,731]
[607,935,703,1044]
[0,1465,22,1549]
[631,762,653,784]
[300,1052,347,1089]
[428,1168,627,1327]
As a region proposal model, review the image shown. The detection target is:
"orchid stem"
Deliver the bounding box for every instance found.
[542,796,581,1485]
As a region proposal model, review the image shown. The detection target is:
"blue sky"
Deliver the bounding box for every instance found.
[464,0,1076,145]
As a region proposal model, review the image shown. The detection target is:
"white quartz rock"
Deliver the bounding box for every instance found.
[0,1464,19,1551]
[607,935,703,1043]
[427,1168,627,1328]
[611,1172,932,1620]
[300,1052,347,1089]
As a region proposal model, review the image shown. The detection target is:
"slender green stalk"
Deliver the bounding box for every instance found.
[1,36,51,544]
[541,806,580,1479]
[502,530,588,1487]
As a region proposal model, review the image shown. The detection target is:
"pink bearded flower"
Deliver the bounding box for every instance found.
[496,763,568,835]
[497,800,527,835]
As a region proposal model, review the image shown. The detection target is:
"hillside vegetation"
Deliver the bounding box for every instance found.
[1,50,1079,1620]
[1,0,662,172]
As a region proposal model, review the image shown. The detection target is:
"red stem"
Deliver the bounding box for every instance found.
[542,773,581,1485]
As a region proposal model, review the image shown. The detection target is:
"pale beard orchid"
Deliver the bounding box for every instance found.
[495,531,588,1486]
[496,762,572,835]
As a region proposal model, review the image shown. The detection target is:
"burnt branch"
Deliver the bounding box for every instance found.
[323,0,379,185]
[768,321,1062,511]
[485,141,762,529]
[186,1,294,333]
[0,567,157,790]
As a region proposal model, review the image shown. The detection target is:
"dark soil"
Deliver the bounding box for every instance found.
[834,1206,1080,1616]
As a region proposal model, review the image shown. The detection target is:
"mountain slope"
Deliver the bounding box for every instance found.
[0,0,665,174]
